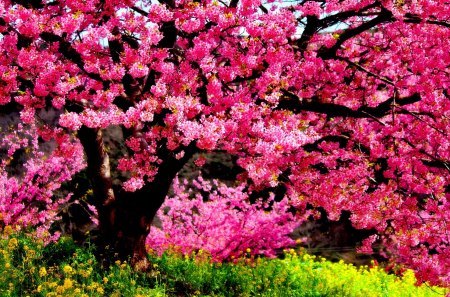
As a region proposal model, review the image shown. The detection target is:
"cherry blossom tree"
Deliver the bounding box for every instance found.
[0,0,449,286]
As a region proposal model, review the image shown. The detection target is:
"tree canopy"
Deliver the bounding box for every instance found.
[0,0,449,287]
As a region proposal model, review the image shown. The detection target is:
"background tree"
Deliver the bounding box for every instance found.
[0,0,449,286]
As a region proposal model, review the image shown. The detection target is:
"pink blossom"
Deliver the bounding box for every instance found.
[147,177,298,261]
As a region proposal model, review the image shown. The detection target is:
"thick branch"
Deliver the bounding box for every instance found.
[128,141,198,215]
[318,2,380,29]
[12,0,46,9]
[426,19,450,28]
[402,138,450,173]
[319,8,394,59]
[404,14,450,28]
[295,3,380,54]
[296,15,319,52]
[158,21,178,48]
[109,141,198,263]
[278,90,421,119]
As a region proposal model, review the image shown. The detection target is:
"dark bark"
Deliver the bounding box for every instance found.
[77,126,197,269]
[296,15,319,53]
[77,127,117,264]
[278,90,421,119]
[107,141,197,269]
[318,8,394,60]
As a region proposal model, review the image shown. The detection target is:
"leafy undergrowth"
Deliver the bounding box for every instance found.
[0,227,447,297]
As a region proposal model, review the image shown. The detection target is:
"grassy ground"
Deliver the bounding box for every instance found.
[0,226,447,297]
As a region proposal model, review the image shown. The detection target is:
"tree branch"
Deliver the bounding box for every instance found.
[319,8,394,59]
[296,15,319,52]
[131,6,148,16]
[277,90,421,119]
[426,20,450,28]
[229,0,239,8]
[40,32,104,82]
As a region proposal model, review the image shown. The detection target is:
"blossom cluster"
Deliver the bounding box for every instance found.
[147,176,299,261]
[0,122,85,240]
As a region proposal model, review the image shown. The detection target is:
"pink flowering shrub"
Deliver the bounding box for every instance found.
[147,177,299,261]
[0,122,85,242]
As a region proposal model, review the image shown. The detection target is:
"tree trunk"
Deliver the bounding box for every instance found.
[105,179,171,270]
[78,126,196,269]
[106,142,196,269]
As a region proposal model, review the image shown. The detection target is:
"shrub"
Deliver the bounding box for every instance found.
[0,227,446,296]
[147,177,300,261]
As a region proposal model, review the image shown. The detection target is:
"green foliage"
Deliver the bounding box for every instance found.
[0,227,447,297]
[0,227,165,297]
[149,248,448,297]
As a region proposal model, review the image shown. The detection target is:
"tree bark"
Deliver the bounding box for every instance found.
[77,127,117,263]
[78,126,196,269]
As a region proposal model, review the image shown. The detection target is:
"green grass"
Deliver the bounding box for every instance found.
[0,226,447,297]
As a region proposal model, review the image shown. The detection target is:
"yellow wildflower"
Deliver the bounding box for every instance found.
[39,267,47,277]
[48,281,58,288]
[3,225,13,235]
[90,281,99,289]
[56,285,65,294]
[63,265,73,274]
[8,238,18,250]
[63,278,73,289]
